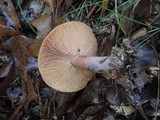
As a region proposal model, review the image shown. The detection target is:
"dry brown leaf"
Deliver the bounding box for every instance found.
[29,40,43,57]
[0,0,21,32]
[0,24,19,36]
[1,35,40,118]
[2,36,32,61]
[2,35,42,58]
[30,14,52,39]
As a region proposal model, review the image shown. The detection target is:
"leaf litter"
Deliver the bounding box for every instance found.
[0,0,160,120]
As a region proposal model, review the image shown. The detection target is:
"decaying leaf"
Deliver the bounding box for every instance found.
[0,0,21,32]
[110,103,135,116]
[20,0,45,21]
[29,40,43,57]
[2,35,42,58]
[0,35,41,118]
[0,24,19,36]
[133,45,158,89]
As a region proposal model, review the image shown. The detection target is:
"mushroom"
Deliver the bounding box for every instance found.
[38,21,121,92]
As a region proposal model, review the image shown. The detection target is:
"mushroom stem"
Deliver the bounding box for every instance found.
[71,55,121,73]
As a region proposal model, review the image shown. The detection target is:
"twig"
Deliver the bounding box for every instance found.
[86,5,97,19]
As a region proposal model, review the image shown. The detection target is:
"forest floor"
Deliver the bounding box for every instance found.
[0,0,160,120]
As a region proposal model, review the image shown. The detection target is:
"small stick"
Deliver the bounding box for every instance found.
[86,5,97,19]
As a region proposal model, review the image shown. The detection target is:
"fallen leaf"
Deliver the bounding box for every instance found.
[0,24,19,36]
[133,45,158,89]
[1,35,41,118]
[0,0,21,32]
[0,61,14,94]
[29,40,43,57]
[30,14,52,39]
[110,103,135,116]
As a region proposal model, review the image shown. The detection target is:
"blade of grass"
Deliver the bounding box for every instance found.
[115,11,124,45]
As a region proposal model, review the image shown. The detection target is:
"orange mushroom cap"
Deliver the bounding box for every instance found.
[38,21,98,92]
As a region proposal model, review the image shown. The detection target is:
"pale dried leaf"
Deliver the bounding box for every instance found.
[110,103,135,116]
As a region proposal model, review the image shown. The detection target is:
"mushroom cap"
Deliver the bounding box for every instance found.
[38,21,98,92]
